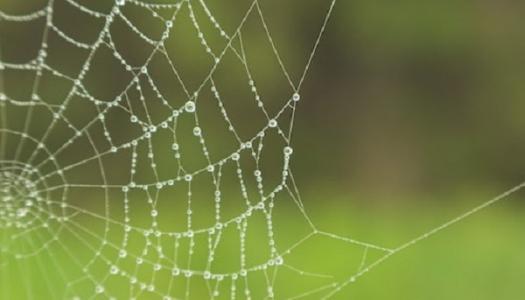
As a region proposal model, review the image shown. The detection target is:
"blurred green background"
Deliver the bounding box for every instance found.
[1,0,524,299]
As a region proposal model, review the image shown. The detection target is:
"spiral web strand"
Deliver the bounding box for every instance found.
[1,0,522,299]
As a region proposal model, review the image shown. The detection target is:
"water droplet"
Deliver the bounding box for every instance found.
[110,265,119,274]
[232,153,240,161]
[193,126,201,136]
[95,285,104,294]
[284,146,293,156]
[184,101,196,113]
[204,271,211,279]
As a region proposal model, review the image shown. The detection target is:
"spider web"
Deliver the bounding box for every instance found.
[0,0,523,299]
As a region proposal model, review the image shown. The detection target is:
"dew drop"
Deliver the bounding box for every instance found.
[95,285,104,294]
[232,153,240,161]
[110,265,119,275]
[193,126,201,136]
[284,146,293,156]
[204,271,211,279]
[184,101,196,113]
